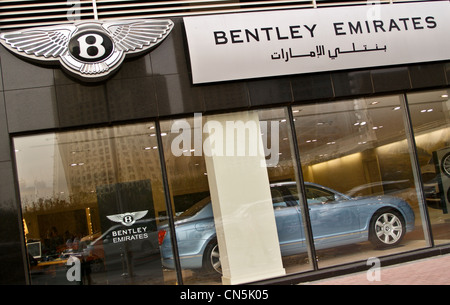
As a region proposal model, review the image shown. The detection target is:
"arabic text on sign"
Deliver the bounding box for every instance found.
[271,43,387,62]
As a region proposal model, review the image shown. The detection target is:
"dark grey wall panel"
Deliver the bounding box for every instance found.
[248,78,292,107]
[107,76,158,122]
[291,73,334,102]
[55,83,108,128]
[409,63,447,89]
[371,67,411,93]
[0,47,54,91]
[5,87,58,133]
[331,70,374,98]
[203,82,249,112]
[0,161,27,284]
[0,94,10,162]
[150,18,190,77]
[155,73,204,116]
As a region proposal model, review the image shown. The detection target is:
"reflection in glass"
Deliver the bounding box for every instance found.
[259,108,315,274]
[159,117,215,284]
[15,123,174,285]
[293,95,427,268]
[408,89,450,246]
[159,109,314,284]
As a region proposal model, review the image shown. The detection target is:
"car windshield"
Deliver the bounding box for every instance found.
[177,196,211,218]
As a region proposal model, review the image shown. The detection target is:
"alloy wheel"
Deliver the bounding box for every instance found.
[209,244,222,274]
[374,212,403,245]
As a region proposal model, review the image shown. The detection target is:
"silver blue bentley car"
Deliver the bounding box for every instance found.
[158,182,415,274]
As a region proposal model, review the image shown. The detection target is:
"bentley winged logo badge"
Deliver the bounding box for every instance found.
[107,210,148,226]
[0,19,173,81]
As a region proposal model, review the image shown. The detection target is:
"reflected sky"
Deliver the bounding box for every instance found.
[14,133,69,204]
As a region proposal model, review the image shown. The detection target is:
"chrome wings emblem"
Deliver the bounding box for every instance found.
[0,19,173,81]
[107,210,148,226]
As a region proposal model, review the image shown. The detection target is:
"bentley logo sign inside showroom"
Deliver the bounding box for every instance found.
[0,19,173,81]
[184,1,450,84]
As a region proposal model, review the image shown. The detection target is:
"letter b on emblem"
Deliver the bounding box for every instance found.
[78,33,105,59]
[69,31,113,62]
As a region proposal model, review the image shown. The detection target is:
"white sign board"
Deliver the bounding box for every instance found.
[184,2,450,84]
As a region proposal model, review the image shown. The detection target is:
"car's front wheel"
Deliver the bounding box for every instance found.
[369,209,405,248]
[203,239,222,274]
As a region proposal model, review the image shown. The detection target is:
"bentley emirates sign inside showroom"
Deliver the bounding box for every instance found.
[184,1,450,84]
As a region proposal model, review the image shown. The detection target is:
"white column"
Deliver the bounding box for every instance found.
[203,111,285,285]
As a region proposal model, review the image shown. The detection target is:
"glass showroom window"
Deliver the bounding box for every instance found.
[258,108,316,274]
[14,123,175,285]
[159,116,213,284]
[159,109,315,285]
[408,89,450,246]
[292,95,429,269]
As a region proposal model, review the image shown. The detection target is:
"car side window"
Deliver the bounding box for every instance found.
[286,185,337,205]
[305,186,336,205]
[271,189,288,209]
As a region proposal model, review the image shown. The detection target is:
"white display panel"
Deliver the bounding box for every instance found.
[184,2,450,84]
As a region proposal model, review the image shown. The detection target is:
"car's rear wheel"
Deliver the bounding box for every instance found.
[369,209,405,248]
[203,239,222,274]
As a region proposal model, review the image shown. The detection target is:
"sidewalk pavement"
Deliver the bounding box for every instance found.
[303,253,450,285]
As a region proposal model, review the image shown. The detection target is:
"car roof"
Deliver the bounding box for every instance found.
[270,181,317,188]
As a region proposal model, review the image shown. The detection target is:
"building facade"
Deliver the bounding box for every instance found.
[1,0,450,285]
